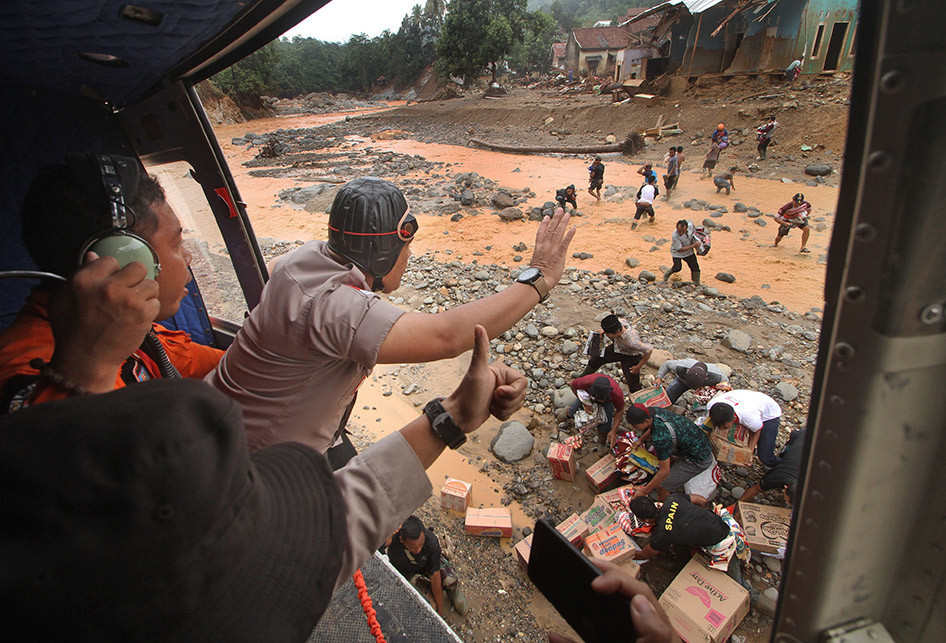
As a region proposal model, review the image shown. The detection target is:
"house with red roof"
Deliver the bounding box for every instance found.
[549,42,567,70]
[565,26,631,77]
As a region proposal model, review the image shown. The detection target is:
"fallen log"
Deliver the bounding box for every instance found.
[468,138,624,155]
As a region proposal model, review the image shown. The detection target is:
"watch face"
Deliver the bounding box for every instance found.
[518,267,539,282]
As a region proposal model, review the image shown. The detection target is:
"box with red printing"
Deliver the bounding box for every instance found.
[547,442,577,481]
[595,484,637,512]
[580,500,617,534]
[556,513,589,548]
[464,507,513,538]
[710,434,754,466]
[583,523,640,566]
[585,454,619,493]
[440,478,473,513]
[660,555,750,643]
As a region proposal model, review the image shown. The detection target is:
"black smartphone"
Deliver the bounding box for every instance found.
[527,518,636,643]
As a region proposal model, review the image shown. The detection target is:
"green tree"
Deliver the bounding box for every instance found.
[214,42,280,98]
[509,9,560,74]
[437,0,528,83]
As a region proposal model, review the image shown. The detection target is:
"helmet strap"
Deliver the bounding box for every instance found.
[371,275,385,292]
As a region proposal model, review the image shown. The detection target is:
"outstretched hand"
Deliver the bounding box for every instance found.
[442,325,526,433]
[547,561,680,643]
[529,207,576,289]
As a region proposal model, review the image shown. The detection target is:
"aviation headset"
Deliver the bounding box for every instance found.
[73,154,161,280]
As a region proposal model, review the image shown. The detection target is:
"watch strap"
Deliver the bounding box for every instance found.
[423,397,466,450]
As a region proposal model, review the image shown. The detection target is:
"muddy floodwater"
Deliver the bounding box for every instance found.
[205,107,834,641]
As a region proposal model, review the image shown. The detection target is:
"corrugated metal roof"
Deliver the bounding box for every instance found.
[620,0,728,25]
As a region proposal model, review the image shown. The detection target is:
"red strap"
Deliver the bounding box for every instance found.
[353,569,386,643]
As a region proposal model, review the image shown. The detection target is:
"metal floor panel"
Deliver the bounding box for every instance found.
[309,553,461,643]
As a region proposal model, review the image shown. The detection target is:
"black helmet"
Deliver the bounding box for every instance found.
[328,177,417,291]
[793,192,805,202]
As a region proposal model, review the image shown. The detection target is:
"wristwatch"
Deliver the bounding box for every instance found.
[516,267,550,302]
[423,397,466,450]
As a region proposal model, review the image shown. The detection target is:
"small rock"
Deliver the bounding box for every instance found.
[498,207,524,221]
[733,202,748,212]
[639,270,656,282]
[758,587,779,615]
[731,486,745,499]
[723,329,752,352]
[541,326,558,337]
[625,257,640,268]
[492,192,516,208]
[763,556,782,573]
[754,218,768,227]
[552,387,578,409]
[774,382,799,401]
[804,164,833,176]
[715,272,736,283]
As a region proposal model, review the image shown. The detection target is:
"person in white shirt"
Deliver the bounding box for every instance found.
[632,174,658,230]
[706,389,784,467]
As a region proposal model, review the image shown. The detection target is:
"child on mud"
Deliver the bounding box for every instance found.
[701,141,721,178]
[587,156,605,203]
[633,174,658,229]
[713,166,738,195]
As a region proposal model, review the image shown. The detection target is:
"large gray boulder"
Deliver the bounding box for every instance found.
[723,329,752,352]
[490,421,535,463]
[552,387,578,409]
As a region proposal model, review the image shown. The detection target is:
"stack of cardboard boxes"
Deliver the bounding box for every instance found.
[708,421,753,466]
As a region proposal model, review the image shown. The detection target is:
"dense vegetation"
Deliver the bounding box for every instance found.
[212,0,656,99]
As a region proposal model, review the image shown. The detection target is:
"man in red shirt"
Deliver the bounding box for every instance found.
[0,156,223,411]
[567,374,625,445]
[774,193,813,253]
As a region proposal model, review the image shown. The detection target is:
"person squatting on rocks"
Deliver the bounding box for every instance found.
[209,177,575,466]
[624,406,718,506]
[739,429,805,505]
[581,314,653,393]
[633,175,659,230]
[654,359,730,404]
[707,389,784,468]
[701,141,721,179]
[714,166,738,195]
[384,515,466,616]
[756,116,778,160]
[663,147,680,198]
[663,219,701,286]
[587,156,605,204]
[628,494,754,596]
[567,374,624,445]
[555,184,578,210]
[773,192,812,253]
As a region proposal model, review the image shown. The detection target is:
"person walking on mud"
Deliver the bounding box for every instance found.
[713,166,738,195]
[587,156,605,204]
[701,141,721,179]
[774,192,812,253]
[633,174,658,230]
[663,147,680,198]
[581,314,652,394]
[556,184,578,211]
[756,116,778,160]
[663,219,701,286]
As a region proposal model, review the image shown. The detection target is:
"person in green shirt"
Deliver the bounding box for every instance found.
[625,405,716,505]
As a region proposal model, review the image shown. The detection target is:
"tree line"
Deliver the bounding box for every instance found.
[212,0,655,99]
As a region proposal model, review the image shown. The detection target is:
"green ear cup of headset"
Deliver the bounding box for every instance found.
[84,233,161,280]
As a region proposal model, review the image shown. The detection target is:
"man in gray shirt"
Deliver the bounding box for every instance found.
[655,358,730,404]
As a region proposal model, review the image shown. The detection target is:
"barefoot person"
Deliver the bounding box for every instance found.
[555,184,578,210]
[756,116,778,160]
[588,156,605,203]
[663,147,680,198]
[774,192,812,253]
[701,141,721,179]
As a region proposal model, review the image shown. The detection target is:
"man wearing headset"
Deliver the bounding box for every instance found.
[0,156,222,411]
[209,177,576,465]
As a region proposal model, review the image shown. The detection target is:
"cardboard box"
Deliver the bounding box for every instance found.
[713,423,750,447]
[736,501,792,555]
[595,484,637,512]
[710,434,754,466]
[585,454,619,492]
[464,507,513,538]
[440,478,473,513]
[660,555,750,643]
[583,523,641,566]
[547,442,577,481]
[514,533,533,569]
[556,513,590,548]
[580,500,616,534]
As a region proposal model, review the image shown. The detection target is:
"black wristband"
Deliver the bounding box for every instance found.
[423,397,467,450]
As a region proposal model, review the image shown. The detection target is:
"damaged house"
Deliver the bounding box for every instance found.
[624,0,858,78]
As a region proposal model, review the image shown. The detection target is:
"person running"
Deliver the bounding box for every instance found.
[555,184,578,210]
[713,166,738,195]
[632,174,658,230]
[774,192,813,252]
[663,219,701,286]
[587,156,605,204]
[663,147,679,198]
[701,141,721,179]
[756,116,778,160]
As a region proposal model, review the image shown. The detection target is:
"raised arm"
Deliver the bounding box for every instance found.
[376,209,576,364]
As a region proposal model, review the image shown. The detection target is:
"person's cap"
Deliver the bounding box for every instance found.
[794,192,805,202]
[0,380,347,641]
[591,376,612,402]
[684,362,709,388]
[717,123,725,129]
[328,177,415,286]
[600,314,622,334]
[594,156,602,162]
